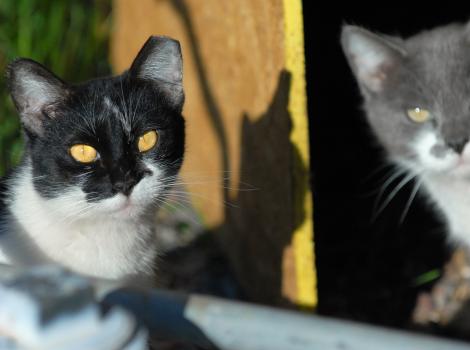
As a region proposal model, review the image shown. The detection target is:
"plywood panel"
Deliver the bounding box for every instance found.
[111,0,315,307]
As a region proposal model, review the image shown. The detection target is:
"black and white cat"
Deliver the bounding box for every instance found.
[0,36,185,281]
[341,22,470,247]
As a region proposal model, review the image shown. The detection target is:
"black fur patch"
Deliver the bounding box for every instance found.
[6,36,185,202]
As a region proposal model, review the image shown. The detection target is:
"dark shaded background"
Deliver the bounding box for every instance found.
[304,6,470,328]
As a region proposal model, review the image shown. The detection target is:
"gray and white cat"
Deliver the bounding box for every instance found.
[341,21,470,246]
[0,36,185,282]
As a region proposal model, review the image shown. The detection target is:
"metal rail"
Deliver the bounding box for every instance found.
[105,288,470,350]
[2,264,470,350]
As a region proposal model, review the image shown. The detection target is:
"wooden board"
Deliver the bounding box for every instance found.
[111,0,315,307]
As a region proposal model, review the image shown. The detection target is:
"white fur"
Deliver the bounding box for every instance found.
[0,162,164,280]
[412,130,470,245]
[413,132,459,171]
[140,47,182,84]
[348,36,389,91]
[343,28,404,93]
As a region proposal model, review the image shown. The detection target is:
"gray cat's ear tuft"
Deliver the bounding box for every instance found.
[130,36,184,110]
[6,58,68,135]
[341,25,405,94]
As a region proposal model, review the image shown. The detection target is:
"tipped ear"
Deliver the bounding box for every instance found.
[7,58,68,135]
[341,25,406,94]
[129,36,184,110]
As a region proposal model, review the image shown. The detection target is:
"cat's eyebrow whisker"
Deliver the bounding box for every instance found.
[63,105,99,135]
[115,78,132,135]
[130,88,145,125]
[132,105,160,122]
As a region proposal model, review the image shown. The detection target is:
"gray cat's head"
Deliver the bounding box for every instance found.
[341,22,470,177]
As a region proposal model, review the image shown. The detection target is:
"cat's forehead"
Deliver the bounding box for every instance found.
[405,27,470,87]
[87,77,152,112]
[60,77,161,135]
[386,29,470,116]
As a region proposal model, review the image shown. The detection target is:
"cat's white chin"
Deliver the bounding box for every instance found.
[101,193,131,211]
[447,160,470,179]
[99,193,147,218]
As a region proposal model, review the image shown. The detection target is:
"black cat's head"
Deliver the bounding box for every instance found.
[6,36,185,219]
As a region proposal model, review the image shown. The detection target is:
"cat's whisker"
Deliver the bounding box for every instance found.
[160,170,257,188]
[130,88,145,125]
[360,162,395,185]
[117,78,132,134]
[362,165,406,193]
[164,191,238,208]
[372,171,420,222]
[38,201,92,227]
[75,171,94,179]
[159,179,258,192]
[63,105,98,135]
[153,197,203,227]
[399,178,423,225]
[370,167,409,212]
[163,191,239,208]
[30,175,48,181]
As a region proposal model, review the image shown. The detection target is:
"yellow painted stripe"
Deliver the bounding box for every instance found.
[283,0,317,307]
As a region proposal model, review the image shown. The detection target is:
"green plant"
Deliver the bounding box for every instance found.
[0,0,111,175]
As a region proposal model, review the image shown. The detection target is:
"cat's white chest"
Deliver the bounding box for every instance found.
[9,217,156,279]
[422,174,470,245]
[0,171,158,280]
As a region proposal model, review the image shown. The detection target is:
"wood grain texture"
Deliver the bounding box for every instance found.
[111,0,315,307]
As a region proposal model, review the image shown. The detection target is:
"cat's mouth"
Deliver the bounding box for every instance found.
[116,197,132,212]
[102,193,138,216]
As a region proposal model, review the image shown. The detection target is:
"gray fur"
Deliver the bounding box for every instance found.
[341,21,470,246]
[342,22,470,163]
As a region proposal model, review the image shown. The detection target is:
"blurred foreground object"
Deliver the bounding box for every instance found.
[1,265,470,350]
[413,247,470,338]
[0,265,147,350]
[105,287,470,350]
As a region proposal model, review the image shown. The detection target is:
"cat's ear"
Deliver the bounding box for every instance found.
[341,25,406,94]
[129,36,184,110]
[6,58,68,136]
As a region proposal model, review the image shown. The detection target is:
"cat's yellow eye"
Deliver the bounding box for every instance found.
[407,108,431,123]
[70,144,98,163]
[138,130,158,153]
